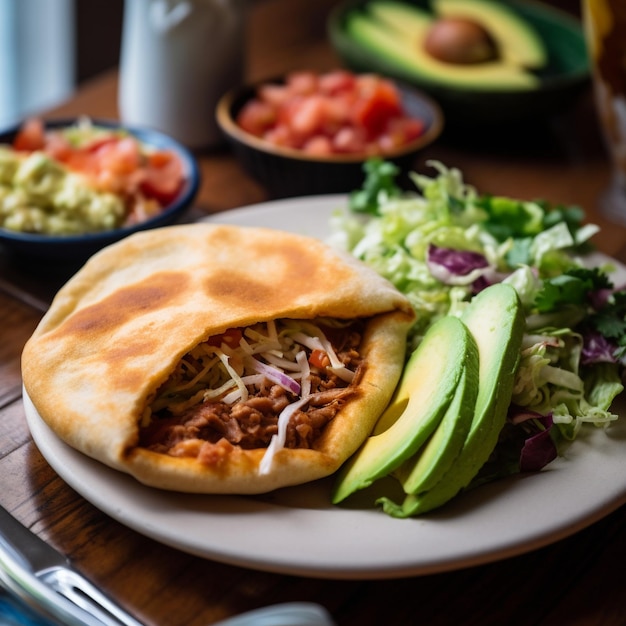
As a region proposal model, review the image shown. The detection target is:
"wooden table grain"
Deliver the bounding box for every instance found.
[2,1,626,625]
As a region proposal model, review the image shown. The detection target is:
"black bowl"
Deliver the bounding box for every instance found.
[0,118,200,261]
[215,75,444,198]
[328,0,590,126]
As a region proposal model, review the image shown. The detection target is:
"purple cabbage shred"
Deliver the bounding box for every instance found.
[519,415,558,472]
[581,330,617,365]
[427,244,489,277]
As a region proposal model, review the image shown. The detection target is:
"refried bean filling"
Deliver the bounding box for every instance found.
[139,318,364,461]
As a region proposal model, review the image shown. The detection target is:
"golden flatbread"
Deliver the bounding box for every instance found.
[22,223,415,493]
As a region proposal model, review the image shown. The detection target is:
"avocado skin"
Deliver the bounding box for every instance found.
[331,315,474,504]
[394,283,524,518]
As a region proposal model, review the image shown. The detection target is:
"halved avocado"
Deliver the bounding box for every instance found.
[343,0,546,91]
[433,0,547,68]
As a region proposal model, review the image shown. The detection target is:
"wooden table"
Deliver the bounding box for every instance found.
[2,1,626,624]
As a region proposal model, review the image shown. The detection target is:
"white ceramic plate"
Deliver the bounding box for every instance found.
[24,195,626,580]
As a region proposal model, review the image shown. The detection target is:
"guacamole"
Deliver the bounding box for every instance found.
[0,147,125,235]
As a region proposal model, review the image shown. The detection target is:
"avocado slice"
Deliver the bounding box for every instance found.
[344,0,542,90]
[392,333,479,495]
[331,315,474,504]
[394,283,525,517]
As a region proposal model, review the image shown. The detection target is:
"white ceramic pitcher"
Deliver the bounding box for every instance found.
[119,0,246,149]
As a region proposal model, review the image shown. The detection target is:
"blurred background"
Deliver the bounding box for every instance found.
[0,0,581,130]
[0,0,123,128]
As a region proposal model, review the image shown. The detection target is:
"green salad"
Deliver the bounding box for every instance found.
[328,159,625,485]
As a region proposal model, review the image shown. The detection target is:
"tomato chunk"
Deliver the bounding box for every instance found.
[207,328,244,349]
[140,150,185,205]
[352,78,403,138]
[309,349,330,369]
[237,100,276,137]
[12,118,45,151]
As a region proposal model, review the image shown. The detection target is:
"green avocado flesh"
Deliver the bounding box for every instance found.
[343,0,546,90]
[331,315,474,504]
[332,283,525,518]
[383,283,524,518]
[393,339,479,495]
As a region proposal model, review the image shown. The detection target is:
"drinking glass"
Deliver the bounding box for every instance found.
[582,0,626,222]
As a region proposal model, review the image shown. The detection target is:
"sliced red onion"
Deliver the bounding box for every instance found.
[248,356,301,395]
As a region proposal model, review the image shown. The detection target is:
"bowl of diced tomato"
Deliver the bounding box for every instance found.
[0,117,200,260]
[216,70,444,197]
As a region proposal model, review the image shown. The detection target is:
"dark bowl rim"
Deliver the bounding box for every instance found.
[215,73,445,164]
[0,117,201,246]
[327,0,591,95]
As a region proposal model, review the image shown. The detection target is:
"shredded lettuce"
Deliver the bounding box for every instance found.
[329,159,625,475]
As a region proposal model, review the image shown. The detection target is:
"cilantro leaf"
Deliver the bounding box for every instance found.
[534,267,613,313]
[349,158,401,215]
[542,203,586,233]
[478,196,590,256]
[590,290,626,341]
[478,195,544,241]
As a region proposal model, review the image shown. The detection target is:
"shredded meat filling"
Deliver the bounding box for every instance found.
[140,321,364,460]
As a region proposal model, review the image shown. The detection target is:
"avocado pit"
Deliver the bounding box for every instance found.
[423,17,498,65]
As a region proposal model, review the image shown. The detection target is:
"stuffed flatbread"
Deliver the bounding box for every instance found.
[22,223,415,493]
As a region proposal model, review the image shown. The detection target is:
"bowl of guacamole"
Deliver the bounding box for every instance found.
[0,117,200,260]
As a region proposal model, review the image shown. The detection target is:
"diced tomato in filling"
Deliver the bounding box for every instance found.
[309,349,330,369]
[206,328,244,349]
[235,70,425,155]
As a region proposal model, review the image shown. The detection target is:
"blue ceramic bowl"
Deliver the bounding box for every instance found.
[216,75,444,198]
[0,118,200,261]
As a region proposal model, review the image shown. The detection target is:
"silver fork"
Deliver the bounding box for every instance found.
[0,504,336,626]
[0,503,144,625]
